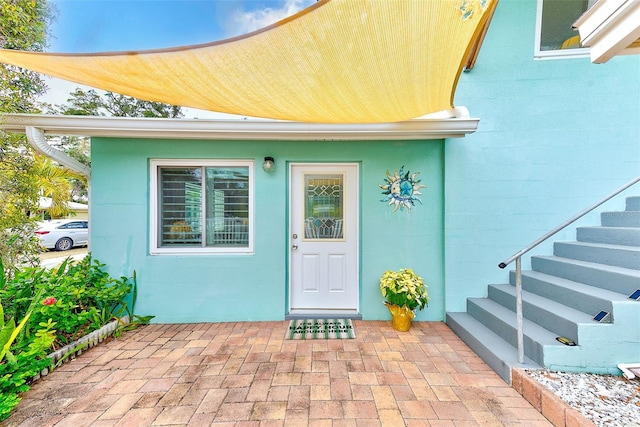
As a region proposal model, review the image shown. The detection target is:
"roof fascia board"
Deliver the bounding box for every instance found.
[1,113,479,141]
[573,0,640,63]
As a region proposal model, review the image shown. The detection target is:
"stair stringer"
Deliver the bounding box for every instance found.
[543,300,640,373]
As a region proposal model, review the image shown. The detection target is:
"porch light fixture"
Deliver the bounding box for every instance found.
[262,156,275,173]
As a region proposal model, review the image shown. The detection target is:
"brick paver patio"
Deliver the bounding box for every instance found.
[5,321,552,426]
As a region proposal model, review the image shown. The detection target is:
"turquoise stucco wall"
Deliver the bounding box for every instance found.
[90,139,445,323]
[446,0,640,311]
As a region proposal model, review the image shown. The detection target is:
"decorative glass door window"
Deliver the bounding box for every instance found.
[303,173,344,240]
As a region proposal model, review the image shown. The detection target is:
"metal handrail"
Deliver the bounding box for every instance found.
[498,176,640,364]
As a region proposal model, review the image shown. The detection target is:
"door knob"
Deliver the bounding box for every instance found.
[292,244,298,250]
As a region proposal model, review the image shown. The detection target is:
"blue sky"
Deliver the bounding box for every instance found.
[47,0,315,53]
[42,0,315,117]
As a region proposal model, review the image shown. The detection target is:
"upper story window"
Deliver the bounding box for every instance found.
[535,0,596,59]
[150,159,253,254]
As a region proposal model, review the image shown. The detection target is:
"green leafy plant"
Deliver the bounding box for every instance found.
[113,271,154,336]
[0,301,31,364]
[0,254,153,420]
[0,274,56,421]
[0,259,43,364]
[379,268,429,311]
[1,255,141,349]
[0,318,56,420]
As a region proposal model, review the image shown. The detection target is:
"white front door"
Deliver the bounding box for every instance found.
[289,163,359,315]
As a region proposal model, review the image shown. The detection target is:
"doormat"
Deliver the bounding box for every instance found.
[286,319,356,340]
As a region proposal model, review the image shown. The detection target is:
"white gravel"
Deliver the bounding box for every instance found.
[526,369,640,427]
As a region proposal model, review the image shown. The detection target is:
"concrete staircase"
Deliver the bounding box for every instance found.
[447,196,640,384]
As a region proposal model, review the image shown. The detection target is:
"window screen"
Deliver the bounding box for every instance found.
[536,0,596,57]
[154,162,251,252]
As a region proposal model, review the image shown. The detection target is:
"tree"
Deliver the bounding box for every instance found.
[1,1,184,273]
[0,0,51,113]
[42,89,185,202]
[0,133,42,271]
[0,0,54,272]
[48,88,184,118]
[31,154,83,218]
[50,135,90,202]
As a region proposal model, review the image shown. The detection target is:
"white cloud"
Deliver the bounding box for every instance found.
[38,0,317,119]
[232,0,313,34]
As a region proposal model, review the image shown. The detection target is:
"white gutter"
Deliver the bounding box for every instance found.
[573,0,640,63]
[618,363,640,379]
[2,111,480,141]
[25,126,91,179]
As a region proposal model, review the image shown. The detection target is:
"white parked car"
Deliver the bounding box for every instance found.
[35,219,89,251]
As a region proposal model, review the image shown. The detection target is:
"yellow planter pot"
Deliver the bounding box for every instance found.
[385,303,415,331]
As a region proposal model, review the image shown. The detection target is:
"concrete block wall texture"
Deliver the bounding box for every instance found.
[446,0,640,312]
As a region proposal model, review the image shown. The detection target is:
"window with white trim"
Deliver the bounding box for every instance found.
[150,160,253,254]
[535,0,596,59]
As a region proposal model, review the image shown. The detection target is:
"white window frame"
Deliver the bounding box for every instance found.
[150,159,254,255]
[535,0,591,59]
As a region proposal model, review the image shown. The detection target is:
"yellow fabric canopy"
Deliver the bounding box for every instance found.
[0,0,496,123]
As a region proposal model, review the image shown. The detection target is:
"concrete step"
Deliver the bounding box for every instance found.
[447,196,640,381]
[531,255,640,296]
[511,269,630,318]
[446,312,541,384]
[601,211,640,228]
[577,226,640,247]
[626,196,640,211]
[488,284,597,343]
[553,241,640,270]
[466,297,562,366]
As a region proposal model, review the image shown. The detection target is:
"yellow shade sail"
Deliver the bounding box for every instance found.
[0,0,496,123]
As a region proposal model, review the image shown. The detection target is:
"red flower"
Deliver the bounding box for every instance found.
[42,297,57,306]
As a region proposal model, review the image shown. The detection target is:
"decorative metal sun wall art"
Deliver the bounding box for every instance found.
[379,166,426,213]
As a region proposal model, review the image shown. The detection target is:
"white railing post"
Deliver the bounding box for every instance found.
[515,256,524,364]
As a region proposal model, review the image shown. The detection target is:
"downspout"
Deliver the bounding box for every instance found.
[25,126,91,179]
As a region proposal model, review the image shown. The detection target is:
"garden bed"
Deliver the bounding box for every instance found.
[0,254,151,421]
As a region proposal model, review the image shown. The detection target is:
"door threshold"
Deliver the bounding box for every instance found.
[286,310,362,320]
